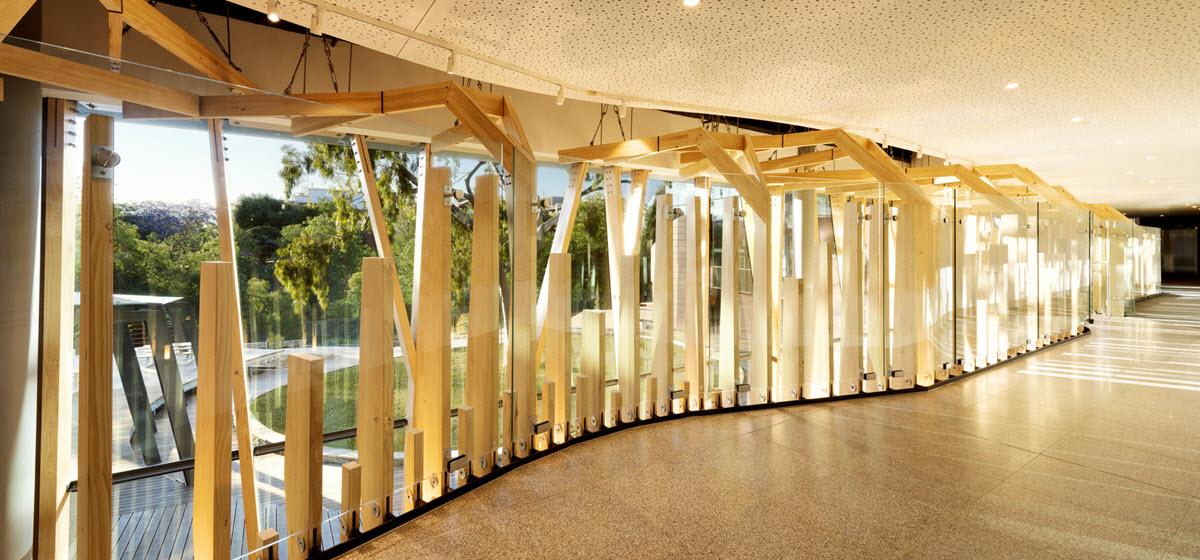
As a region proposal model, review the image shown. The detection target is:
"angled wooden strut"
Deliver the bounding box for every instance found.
[534,161,589,363]
[350,134,417,375]
[97,0,256,88]
[206,119,265,557]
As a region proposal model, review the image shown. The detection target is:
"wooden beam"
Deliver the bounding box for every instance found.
[207,119,264,557]
[465,174,499,476]
[284,354,324,560]
[445,82,530,163]
[290,115,371,137]
[558,128,702,162]
[501,95,532,152]
[430,123,473,153]
[745,197,771,405]
[357,257,394,530]
[109,0,256,87]
[35,98,73,560]
[831,129,930,206]
[697,129,771,218]
[77,114,114,560]
[759,148,848,172]
[200,91,381,118]
[411,165,452,497]
[194,261,235,560]
[0,44,200,115]
[350,135,417,374]
[0,0,35,36]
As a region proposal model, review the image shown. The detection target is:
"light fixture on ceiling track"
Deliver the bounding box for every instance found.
[310,6,325,35]
[446,50,457,75]
[556,85,565,106]
[266,0,281,23]
[618,100,627,118]
[916,145,924,159]
[881,134,889,149]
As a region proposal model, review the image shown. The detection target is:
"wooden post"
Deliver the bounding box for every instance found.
[890,202,918,389]
[837,200,863,396]
[465,174,499,477]
[340,462,361,542]
[864,200,888,392]
[537,381,554,450]
[194,262,235,560]
[456,406,474,475]
[358,257,394,530]
[285,354,324,559]
[257,530,279,560]
[206,119,264,555]
[650,193,673,417]
[544,252,571,443]
[778,278,802,402]
[402,429,423,512]
[36,98,74,560]
[718,197,740,407]
[800,190,831,398]
[411,166,452,497]
[509,150,539,463]
[77,113,114,560]
[684,195,707,411]
[581,310,606,433]
[747,199,772,405]
[576,374,592,435]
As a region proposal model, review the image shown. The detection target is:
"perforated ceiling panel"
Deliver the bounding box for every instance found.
[237,0,1200,211]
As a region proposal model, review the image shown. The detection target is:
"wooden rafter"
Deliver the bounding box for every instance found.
[696,129,771,218]
[430,123,473,153]
[758,148,848,172]
[0,44,200,115]
[98,0,256,88]
[0,0,35,35]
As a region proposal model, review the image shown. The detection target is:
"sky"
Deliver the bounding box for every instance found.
[111,121,573,205]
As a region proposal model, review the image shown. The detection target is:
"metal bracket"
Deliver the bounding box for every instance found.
[90,145,120,180]
[533,420,551,435]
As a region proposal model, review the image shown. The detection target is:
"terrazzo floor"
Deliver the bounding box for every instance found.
[342,306,1200,559]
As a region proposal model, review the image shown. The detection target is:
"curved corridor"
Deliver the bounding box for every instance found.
[345,315,1200,560]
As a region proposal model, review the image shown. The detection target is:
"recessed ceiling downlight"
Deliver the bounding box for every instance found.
[1004,82,1019,90]
[683,0,700,7]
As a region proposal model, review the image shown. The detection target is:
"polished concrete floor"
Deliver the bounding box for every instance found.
[345,305,1200,559]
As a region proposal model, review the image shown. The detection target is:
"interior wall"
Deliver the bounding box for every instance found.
[0,10,44,560]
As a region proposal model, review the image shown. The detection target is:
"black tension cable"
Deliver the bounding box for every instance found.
[188,0,242,70]
[283,31,312,95]
[322,36,339,92]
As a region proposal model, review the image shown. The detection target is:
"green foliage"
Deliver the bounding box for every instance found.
[112,204,219,310]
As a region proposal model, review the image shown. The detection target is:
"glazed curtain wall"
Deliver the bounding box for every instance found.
[46,121,1162,560]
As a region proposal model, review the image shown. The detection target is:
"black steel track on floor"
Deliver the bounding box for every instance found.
[319,327,1092,559]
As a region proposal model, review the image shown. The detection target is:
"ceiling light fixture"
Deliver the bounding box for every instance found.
[1004,82,1019,90]
[1071,116,1084,123]
[266,0,281,23]
[618,100,628,118]
[446,51,457,75]
[1146,155,1156,160]
[683,0,700,7]
[1114,140,1125,144]
[309,6,324,35]
[556,85,565,106]
[881,134,889,149]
